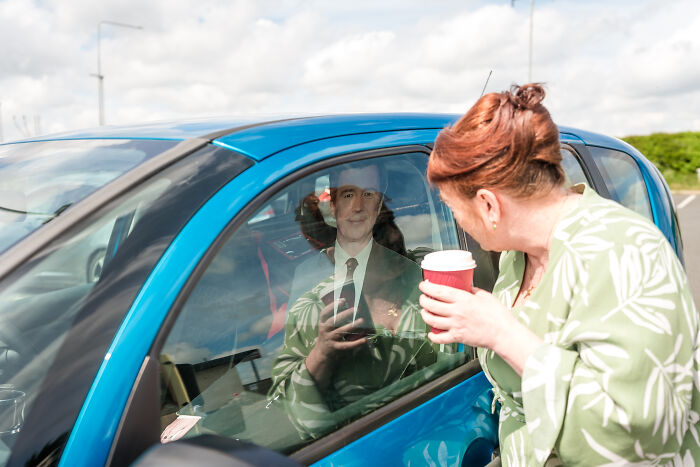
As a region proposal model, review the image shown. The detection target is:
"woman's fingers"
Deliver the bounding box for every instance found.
[334,336,367,350]
[419,280,467,303]
[331,306,357,328]
[320,300,352,325]
[426,330,456,345]
[419,293,451,316]
[335,317,364,334]
[420,309,452,332]
[319,301,336,322]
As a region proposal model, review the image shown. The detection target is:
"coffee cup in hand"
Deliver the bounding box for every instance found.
[421,250,476,333]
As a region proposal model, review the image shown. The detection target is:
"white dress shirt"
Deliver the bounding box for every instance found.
[332,240,372,322]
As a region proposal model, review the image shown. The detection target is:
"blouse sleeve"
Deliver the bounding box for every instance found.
[520,233,699,464]
[268,293,337,439]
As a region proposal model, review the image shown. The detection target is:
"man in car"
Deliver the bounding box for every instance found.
[269,162,451,440]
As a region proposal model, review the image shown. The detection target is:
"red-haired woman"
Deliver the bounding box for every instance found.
[420,84,699,465]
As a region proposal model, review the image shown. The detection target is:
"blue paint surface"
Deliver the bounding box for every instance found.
[312,372,498,467]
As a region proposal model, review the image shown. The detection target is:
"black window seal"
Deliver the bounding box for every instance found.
[560,144,595,187]
[566,142,611,199]
[141,144,480,461]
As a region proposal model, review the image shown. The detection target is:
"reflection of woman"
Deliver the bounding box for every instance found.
[419,83,699,465]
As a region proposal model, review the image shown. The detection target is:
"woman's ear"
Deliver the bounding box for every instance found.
[474,188,501,228]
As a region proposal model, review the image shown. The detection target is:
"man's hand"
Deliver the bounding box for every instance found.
[305,300,367,389]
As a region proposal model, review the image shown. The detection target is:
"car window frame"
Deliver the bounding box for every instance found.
[564,143,611,199]
[124,145,483,465]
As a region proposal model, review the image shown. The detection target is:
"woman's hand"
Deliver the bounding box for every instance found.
[419,280,543,376]
[419,280,511,350]
[306,301,366,388]
[314,301,367,354]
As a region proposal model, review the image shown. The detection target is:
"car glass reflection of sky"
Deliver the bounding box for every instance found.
[0,139,177,254]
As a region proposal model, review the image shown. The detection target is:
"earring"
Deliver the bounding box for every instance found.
[492,222,497,230]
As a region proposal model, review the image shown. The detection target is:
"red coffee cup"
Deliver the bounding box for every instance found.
[421,250,476,333]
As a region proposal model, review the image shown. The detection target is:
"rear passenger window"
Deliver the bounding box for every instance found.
[588,146,653,221]
[157,153,469,453]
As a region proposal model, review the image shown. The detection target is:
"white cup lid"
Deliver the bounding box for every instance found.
[421,250,476,271]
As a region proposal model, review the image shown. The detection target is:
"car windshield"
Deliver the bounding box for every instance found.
[0,139,178,253]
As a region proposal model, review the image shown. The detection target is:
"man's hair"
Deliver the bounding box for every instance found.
[329,160,388,203]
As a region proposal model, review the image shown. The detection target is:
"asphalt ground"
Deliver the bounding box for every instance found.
[673,192,700,309]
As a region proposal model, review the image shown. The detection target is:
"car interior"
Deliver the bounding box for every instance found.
[156,153,501,453]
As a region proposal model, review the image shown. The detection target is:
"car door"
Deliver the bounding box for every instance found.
[99,137,499,466]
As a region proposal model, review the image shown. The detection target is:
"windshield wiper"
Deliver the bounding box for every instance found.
[0,203,73,223]
[0,205,49,216]
[52,203,72,216]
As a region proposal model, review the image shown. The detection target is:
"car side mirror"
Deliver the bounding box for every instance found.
[132,434,301,467]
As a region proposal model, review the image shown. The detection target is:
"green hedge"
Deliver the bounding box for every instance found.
[622,132,700,175]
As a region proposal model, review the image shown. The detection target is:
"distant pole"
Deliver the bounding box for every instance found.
[528,0,534,82]
[481,70,493,97]
[22,116,31,136]
[94,20,143,126]
[97,23,104,126]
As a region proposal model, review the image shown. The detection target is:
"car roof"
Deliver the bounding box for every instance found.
[2,113,636,162]
[2,113,457,161]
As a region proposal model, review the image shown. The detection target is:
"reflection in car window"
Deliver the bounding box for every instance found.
[0,139,177,253]
[158,153,469,452]
[588,146,653,221]
[0,178,173,464]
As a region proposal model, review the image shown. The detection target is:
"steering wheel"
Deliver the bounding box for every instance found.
[0,319,35,380]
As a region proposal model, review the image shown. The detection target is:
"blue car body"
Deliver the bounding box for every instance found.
[0,114,682,467]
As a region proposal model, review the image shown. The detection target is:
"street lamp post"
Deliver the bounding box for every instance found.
[511,0,535,82]
[94,20,142,126]
[528,0,534,82]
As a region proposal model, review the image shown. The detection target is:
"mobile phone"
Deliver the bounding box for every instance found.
[320,290,375,340]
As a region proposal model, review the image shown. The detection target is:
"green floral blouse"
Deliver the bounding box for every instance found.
[479,185,700,465]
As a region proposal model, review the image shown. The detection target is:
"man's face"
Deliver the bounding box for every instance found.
[331,166,383,247]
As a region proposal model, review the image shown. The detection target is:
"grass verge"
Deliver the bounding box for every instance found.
[663,171,700,192]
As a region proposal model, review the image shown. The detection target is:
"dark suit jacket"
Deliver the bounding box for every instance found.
[287,240,421,311]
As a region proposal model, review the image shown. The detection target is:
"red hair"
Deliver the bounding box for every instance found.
[427,83,564,199]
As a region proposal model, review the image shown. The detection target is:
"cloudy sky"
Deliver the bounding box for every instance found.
[1,0,699,142]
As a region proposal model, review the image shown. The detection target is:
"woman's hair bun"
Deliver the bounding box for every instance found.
[506,83,545,110]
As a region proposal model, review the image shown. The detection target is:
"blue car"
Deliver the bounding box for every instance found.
[0,114,684,467]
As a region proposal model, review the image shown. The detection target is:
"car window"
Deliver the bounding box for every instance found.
[0,139,177,254]
[158,153,469,453]
[0,179,172,463]
[560,147,589,187]
[587,146,653,221]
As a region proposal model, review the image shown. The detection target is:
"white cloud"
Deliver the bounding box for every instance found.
[1,0,699,143]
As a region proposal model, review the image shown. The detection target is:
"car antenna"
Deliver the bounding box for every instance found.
[480,70,493,97]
